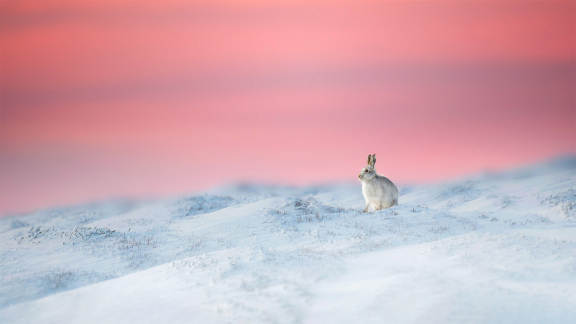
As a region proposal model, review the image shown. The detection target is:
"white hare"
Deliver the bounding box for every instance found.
[358,154,398,212]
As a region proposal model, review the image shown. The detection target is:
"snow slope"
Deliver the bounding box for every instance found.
[1,157,575,323]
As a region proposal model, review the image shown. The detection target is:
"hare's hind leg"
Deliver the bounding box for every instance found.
[377,200,396,210]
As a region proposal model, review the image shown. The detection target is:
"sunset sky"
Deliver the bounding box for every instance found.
[1,0,575,215]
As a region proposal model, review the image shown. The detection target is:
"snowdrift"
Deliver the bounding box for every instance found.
[1,157,575,323]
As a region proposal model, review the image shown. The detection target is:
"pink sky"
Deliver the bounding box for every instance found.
[1,0,575,215]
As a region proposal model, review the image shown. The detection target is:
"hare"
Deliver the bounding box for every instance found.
[358,154,398,212]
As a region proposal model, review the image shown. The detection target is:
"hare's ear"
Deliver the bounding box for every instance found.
[367,154,372,165]
[371,154,376,166]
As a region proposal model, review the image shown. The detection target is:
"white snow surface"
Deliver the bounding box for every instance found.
[1,157,576,324]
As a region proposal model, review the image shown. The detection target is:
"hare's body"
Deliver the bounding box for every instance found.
[361,175,398,211]
[358,154,398,212]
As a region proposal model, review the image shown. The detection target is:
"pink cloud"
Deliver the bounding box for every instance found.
[1,0,574,215]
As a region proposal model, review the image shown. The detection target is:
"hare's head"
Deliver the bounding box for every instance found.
[358,154,377,181]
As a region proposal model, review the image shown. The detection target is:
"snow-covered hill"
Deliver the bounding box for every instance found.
[1,157,575,323]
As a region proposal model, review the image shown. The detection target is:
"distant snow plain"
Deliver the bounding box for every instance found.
[1,157,575,324]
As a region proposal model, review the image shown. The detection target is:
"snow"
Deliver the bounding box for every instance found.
[1,157,575,323]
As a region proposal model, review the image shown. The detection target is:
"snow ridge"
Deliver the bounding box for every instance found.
[1,157,575,323]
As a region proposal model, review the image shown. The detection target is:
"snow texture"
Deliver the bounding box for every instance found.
[1,157,575,323]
